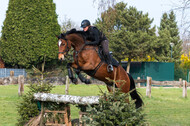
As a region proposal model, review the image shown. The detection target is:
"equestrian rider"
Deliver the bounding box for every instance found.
[81,19,113,72]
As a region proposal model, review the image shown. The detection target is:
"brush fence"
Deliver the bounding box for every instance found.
[34,93,99,126]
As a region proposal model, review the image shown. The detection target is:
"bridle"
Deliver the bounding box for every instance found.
[58,38,70,55]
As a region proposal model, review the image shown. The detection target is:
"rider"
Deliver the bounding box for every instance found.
[81,19,113,72]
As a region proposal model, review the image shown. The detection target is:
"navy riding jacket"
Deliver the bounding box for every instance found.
[84,26,107,45]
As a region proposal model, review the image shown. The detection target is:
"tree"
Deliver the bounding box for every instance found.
[157,11,182,61]
[172,0,190,38]
[93,0,117,13]
[0,0,60,68]
[168,11,182,60]
[95,2,157,72]
[61,16,79,32]
[155,13,171,61]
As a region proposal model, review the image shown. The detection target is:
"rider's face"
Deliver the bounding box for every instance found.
[83,26,89,31]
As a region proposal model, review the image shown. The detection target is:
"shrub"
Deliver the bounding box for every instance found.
[16,80,54,126]
[83,89,146,126]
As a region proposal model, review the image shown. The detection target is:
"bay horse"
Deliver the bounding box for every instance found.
[57,29,143,108]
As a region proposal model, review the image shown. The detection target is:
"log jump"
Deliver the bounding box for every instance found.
[34,93,99,105]
[34,93,99,126]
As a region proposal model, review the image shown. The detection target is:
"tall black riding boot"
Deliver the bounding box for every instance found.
[105,54,113,72]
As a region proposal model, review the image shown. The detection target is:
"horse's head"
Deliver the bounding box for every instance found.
[57,33,71,61]
[57,29,85,61]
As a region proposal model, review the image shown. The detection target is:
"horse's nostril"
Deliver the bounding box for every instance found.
[58,54,64,61]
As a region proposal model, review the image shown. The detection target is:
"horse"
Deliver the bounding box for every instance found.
[57,29,143,108]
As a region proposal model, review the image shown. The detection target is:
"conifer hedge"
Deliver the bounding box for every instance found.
[0,0,60,68]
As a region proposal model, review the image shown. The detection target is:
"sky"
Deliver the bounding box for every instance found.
[0,0,180,35]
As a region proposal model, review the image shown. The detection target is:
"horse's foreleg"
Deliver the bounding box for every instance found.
[75,69,91,84]
[67,63,77,84]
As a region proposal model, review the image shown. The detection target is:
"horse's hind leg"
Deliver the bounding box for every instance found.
[115,66,130,93]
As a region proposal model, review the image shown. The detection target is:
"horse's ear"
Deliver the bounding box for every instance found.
[56,35,58,38]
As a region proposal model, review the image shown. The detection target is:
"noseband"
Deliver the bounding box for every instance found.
[59,39,69,55]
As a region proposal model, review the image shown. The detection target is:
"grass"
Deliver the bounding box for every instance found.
[144,87,190,126]
[0,84,190,126]
[0,85,22,126]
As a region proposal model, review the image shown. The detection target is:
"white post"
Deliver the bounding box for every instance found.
[18,75,24,96]
[9,71,14,84]
[65,76,69,95]
[179,78,182,88]
[137,77,140,88]
[183,80,187,98]
[146,76,152,98]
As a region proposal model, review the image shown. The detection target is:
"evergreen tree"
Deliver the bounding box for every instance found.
[0,0,60,68]
[95,2,157,72]
[83,89,146,126]
[168,11,182,60]
[157,11,182,61]
[155,13,171,61]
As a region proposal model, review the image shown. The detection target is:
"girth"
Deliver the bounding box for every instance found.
[83,61,104,76]
[74,45,102,76]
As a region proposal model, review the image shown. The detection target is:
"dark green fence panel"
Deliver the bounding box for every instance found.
[144,62,174,81]
[121,62,174,81]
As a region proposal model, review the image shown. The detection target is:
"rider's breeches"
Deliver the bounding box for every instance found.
[101,40,112,64]
[101,40,109,55]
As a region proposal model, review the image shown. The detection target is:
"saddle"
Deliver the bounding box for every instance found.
[84,46,119,76]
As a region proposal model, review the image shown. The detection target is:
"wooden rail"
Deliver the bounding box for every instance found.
[135,77,189,98]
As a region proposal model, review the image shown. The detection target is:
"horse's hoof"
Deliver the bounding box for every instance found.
[72,78,78,84]
[85,79,91,84]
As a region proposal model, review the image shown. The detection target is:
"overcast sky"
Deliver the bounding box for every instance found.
[0,0,180,34]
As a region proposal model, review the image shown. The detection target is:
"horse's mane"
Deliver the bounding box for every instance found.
[66,28,85,35]
[66,28,86,41]
[58,28,86,42]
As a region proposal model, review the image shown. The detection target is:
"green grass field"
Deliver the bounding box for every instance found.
[0,84,190,126]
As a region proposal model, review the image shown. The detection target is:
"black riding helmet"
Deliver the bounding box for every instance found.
[81,19,91,28]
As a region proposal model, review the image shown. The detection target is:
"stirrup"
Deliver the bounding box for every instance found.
[107,64,113,72]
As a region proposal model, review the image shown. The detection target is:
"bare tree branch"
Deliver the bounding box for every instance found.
[61,16,79,32]
[171,0,190,38]
[93,0,117,13]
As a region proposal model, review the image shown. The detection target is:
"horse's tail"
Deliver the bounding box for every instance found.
[128,73,143,109]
